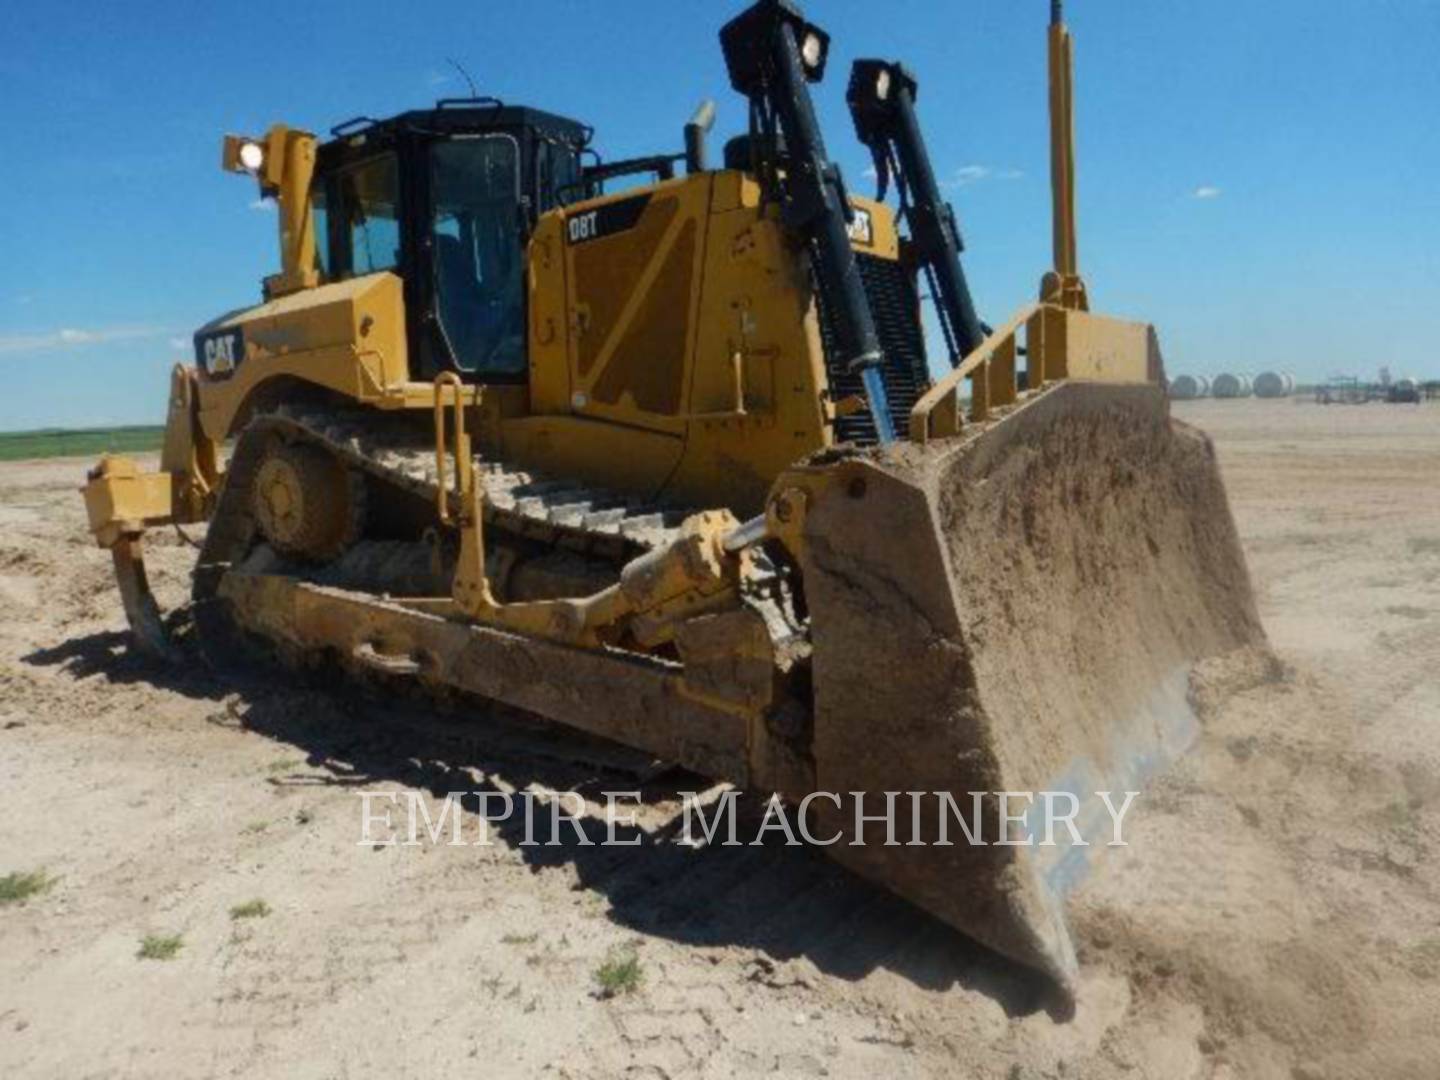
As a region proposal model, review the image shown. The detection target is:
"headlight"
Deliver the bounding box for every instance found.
[875,69,892,101]
[238,141,265,172]
[800,31,824,72]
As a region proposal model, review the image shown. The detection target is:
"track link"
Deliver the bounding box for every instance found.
[194,404,800,648]
[266,404,696,558]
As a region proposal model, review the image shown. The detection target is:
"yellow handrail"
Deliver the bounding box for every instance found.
[909,302,1048,442]
[432,372,474,526]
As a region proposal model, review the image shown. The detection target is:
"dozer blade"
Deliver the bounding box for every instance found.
[776,381,1265,1001]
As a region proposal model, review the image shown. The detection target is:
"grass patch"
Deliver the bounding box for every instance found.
[0,425,164,462]
[500,932,539,946]
[241,820,268,835]
[265,757,305,774]
[594,947,644,998]
[229,899,271,921]
[137,933,184,961]
[0,869,55,906]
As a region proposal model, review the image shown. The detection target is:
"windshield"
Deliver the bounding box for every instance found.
[431,136,525,375]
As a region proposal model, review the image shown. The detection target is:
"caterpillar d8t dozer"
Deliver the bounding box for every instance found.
[81,0,1263,1005]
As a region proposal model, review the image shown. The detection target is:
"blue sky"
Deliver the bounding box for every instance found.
[1,0,1435,429]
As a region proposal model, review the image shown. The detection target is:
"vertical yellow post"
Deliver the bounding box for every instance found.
[265,126,320,298]
[969,360,991,422]
[1025,308,1048,388]
[989,336,1017,408]
[433,374,496,617]
[276,129,318,293]
[1046,1,1088,312]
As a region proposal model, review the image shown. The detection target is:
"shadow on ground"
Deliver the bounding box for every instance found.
[25,629,222,700]
[24,628,1054,1018]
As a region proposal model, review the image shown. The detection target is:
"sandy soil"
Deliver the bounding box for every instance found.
[0,398,1436,1079]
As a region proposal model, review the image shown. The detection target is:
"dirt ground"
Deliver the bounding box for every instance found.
[1,398,1436,1079]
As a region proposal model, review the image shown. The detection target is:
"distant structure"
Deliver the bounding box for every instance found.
[1315,371,1427,404]
[1212,373,1253,399]
[1168,374,1210,400]
[1317,375,1365,405]
[1253,371,1295,398]
[1388,377,1420,404]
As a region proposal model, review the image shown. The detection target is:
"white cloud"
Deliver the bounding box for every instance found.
[248,198,275,212]
[939,165,1025,191]
[1193,185,1222,200]
[427,70,452,87]
[861,165,878,179]
[169,337,190,351]
[0,326,171,355]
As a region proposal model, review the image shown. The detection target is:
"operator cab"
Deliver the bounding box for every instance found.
[311,99,590,382]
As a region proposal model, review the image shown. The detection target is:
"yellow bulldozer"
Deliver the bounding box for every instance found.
[81,0,1262,1005]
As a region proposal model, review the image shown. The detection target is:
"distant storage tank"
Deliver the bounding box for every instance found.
[1168,374,1211,400]
[1212,373,1253,399]
[1253,371,1296,398]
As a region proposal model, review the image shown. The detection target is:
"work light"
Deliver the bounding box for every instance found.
[875,68,892,101]
[238,141,265,172]
[800,31,825,73]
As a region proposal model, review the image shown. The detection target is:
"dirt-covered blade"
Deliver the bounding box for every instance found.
[779,381,1266,1004]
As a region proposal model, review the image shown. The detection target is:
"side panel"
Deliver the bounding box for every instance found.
[508,171,908,517]
[559,177,713,437]
[194,273,410,442]
[669,182,832,516]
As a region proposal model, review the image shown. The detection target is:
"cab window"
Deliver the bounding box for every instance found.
[430,136,525,375]
[332,153,401,277]
[537,138,582,210]
[310,185,330,276]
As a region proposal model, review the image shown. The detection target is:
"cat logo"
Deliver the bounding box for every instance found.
[196,329,244,378]
[845,206,874,246]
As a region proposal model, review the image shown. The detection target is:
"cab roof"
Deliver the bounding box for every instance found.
[324,99,591,150]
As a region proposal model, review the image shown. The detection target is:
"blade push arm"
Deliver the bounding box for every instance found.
[847,60,986,368]
[720,0,896,442]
